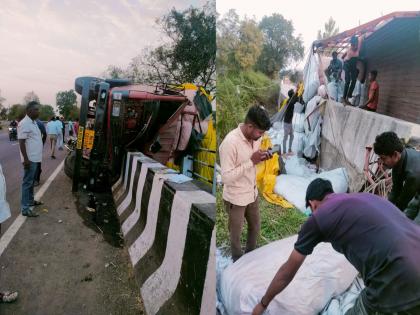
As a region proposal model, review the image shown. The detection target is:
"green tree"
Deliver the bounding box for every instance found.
[317,17,339,40]
[56,90,77,119]
[39,104,55,121]
[68,106,80,120]
[152,3,216,89]
[256,14,304,78]
[217,12,264,73]
[216,9,240,73]
[0,90,6,120]
[103,65,126,79]
[234,19,264,71]
[0,107,7,120]
[7,104,26,120]
[23,91,40,105]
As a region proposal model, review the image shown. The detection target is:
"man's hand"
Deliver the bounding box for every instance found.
[22,160,30,169]
[252,303,266,315]
[251,150,270,165]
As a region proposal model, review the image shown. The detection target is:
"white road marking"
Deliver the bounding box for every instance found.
[0,160,64,257]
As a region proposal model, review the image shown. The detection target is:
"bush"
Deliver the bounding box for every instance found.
[216,70,278,144]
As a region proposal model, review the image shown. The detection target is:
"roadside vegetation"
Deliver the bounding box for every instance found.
[216,10,306,249]
[216,189,307,249]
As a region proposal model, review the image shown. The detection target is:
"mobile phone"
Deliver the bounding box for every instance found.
[268,145,280,155]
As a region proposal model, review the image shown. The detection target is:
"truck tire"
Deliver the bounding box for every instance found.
[64,151,89,181]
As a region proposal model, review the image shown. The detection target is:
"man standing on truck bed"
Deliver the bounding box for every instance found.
[252,179,420,315]
[219,105,272,262]
[374,131,420,224]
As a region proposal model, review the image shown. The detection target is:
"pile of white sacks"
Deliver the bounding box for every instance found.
[275,155,349,214]
[217,236,362,315]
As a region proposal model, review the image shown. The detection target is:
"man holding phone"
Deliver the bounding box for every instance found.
[220,105,272,262]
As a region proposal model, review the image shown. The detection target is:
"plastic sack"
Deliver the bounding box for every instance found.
[293,112,305,133]
[284,156,316,177]
[256,135,293,208]
[303,52,321,103]
[274,168,349,213]
[303,95,322,135]
[0,163,11,224]
[303,118,322,159]
[219,235,358,315]
[321,277,364,315]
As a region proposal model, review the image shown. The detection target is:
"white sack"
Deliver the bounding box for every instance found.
[275,168,349,213]
[220,235,358,315]
[303,95,322,135]
[303,52,321,103]
[0,164,11,224]
[293,112,305,133]
[303,118,322,159]
[321,277,364,315]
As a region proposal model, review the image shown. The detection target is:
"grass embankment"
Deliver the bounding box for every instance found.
[216,189,307,249]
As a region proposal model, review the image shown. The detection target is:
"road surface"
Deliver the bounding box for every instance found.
[0,123,143,315]
[0,124,66,232]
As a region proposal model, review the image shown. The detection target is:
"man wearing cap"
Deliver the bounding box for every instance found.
[220,105,272,262]
[252,178,420,315]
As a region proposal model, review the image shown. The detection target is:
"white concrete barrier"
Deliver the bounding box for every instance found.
[113,152,216,315]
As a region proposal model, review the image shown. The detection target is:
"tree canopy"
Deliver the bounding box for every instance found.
[7,104,26,121]
[104,3,216,91]
[256,14,304,78]
[39,104,55,121]
[317,17,339,40]
[23,91,40,105]
[56,89,77,119]
[217,11,304,78]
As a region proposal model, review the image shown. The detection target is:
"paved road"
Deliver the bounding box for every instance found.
[0,124,143,314]
[0,125,67,232]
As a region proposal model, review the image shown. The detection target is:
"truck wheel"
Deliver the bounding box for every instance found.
[64,151,89,181]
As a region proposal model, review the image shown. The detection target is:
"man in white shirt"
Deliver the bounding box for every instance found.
[55,116,64,150]
[46,116,60,159]
[17,101,43,217]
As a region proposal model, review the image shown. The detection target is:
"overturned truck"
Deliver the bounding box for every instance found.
[65,76,214,192]
[68,77,217,315]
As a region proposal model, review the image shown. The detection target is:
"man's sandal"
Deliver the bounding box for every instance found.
[0,291,18,303]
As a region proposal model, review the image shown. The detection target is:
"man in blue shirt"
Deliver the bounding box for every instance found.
[252,179,420,315]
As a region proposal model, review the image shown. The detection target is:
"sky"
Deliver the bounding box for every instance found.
[217,0,419,69]
[0,0,206,108]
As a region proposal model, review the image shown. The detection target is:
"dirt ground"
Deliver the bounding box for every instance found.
[0,168,144,315]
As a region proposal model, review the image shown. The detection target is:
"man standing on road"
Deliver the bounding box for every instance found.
[252,179,420,315]
[374,131,420,223]
[34,119,47,186]
[68,119,74,137]
[219,105,272,262]
[55,116,64,150]
[17,101,43,217]
[46,116,60,159]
